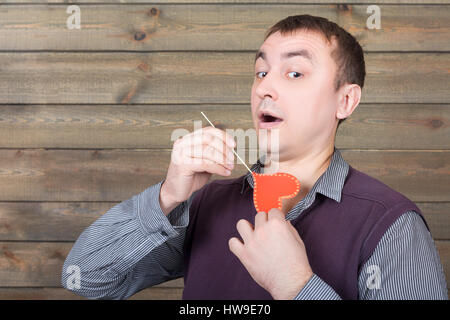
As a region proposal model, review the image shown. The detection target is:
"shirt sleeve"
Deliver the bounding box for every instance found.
[293,210,449,300]
[293,274,342,300]
[357,210,448,300]
[61,179,196,300]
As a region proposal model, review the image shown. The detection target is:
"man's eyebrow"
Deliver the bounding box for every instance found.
[254,50,265,63]
[254,49,315,65]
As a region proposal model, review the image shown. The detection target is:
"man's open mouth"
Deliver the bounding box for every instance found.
[263,113,282,121]
[258,112,284,129]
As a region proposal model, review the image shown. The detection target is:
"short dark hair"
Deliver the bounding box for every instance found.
[262,15,366,129]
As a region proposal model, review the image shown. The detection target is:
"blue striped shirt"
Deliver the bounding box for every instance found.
[62,148,448,299]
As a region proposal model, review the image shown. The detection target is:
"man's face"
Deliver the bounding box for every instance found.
[251,30,341,161]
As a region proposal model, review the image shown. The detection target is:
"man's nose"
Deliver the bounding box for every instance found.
[255,73,278,100]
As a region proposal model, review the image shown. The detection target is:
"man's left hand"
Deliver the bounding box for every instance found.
[228,208,313,300]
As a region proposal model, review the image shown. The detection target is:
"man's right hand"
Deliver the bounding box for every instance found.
[159,126,236,215]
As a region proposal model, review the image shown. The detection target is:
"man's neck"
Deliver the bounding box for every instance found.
[261,144,335,210]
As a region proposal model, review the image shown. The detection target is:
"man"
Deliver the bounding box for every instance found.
[62,15,448,299]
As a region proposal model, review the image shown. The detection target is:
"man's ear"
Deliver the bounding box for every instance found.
[336,84,361,121]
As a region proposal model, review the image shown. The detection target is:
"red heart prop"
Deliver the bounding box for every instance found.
[252,172,301,213]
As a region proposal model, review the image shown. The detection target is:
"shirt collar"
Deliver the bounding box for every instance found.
[240,147,349,203]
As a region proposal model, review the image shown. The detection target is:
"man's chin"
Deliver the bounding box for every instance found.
[256,151,282,173]
[258,150,281,165]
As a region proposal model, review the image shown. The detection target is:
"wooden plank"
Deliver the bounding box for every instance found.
[0,241,448,290]
[0,104,448,150]
[0,241,184,287]
[0,287,183,300]
[0,149,172,202]
[0,52,448,104]
[418,203,450,241]
[0,149,447,202]
[0,201,107,242]
[0,5,448,51]
[336,104,450,150]
[1,201,449,242]
[343,150,450,203]
[0,104,253,149]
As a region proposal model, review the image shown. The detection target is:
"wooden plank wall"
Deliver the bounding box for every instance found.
[0,0,448,299]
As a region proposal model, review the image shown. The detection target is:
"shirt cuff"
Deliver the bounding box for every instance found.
[293,274,342,300]
[136,180,188,238]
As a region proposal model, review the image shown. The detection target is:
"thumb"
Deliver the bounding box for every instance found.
[228,237,246,261]
[287,220,302,242]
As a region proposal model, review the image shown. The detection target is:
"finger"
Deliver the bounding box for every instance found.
[254,211,268,229]
[183,126,236,150]
[171,141,230,175]
[291,228,302,243]
[201,126,236,149]
[181,143,234,171]
[181,134,235,169]
[197,145,234,170]
[188,157,232,177]
[236,219,254,244]
[267,208,286,221]
[228,237,246,261]
[180,132,235,161]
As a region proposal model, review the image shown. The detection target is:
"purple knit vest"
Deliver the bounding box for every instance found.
[182,165,428,300]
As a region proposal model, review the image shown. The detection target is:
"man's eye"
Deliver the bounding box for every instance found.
[287,71,303,79]
[255,71,267,79]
